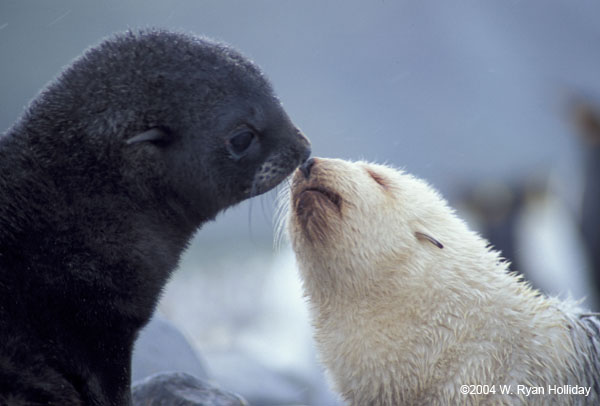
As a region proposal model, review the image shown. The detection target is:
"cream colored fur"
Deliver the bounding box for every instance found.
[286,158,599,406]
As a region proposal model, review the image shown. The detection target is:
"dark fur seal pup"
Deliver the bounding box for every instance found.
[0,30,310,406]
[286,158,599,406]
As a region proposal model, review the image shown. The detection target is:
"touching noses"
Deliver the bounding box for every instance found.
[300,157,316,179]
[296,130,312,164]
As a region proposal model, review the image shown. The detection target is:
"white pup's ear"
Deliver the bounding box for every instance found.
[415,231,444,249]
[126,127,170,145]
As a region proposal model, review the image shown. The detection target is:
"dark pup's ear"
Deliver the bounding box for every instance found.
[126,128,170,145]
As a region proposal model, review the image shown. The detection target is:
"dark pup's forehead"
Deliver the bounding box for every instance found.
[76,29,270,95]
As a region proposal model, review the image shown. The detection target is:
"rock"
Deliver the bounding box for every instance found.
[132,372,248,406]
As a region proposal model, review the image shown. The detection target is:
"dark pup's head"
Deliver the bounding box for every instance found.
[23,29,310,227]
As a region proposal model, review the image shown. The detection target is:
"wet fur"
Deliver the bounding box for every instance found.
[0,29,310,405]
[285,158,599,406]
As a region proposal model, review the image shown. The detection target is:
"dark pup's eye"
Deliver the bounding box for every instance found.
[226,130,256,160]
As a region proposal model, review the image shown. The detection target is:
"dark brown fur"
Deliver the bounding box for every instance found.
[0,29,310,405]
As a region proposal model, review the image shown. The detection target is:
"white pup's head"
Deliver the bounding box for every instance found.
[286,157,475,295]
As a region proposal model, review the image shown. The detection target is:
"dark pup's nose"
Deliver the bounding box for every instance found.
[300,158,315,179]
[296,130,312,164]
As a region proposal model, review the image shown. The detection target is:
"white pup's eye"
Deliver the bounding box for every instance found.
[367,169,388,189]
[415,232,444,249]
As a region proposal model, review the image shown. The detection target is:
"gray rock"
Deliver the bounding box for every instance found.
[132,372,248,406]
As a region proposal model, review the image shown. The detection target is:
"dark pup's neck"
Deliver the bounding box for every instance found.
[0,128,194,405]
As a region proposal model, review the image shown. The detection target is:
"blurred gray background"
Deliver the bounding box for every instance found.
[2,1,600,405]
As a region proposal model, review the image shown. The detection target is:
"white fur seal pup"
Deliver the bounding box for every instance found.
[0,30,310,405]
[286,157,599,406]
